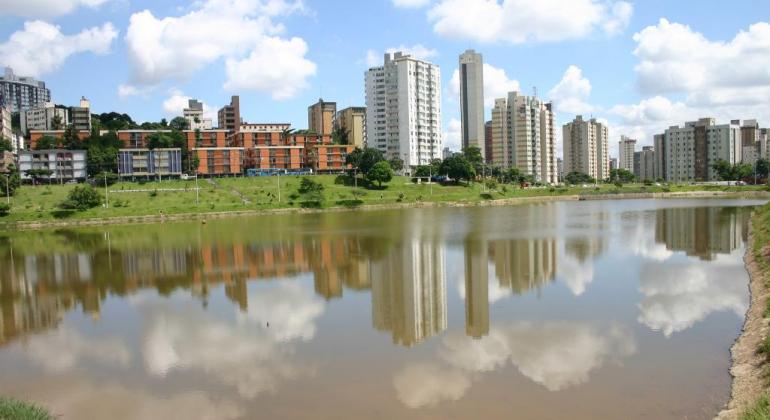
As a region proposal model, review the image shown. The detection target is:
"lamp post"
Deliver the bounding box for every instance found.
[104,170,109,208]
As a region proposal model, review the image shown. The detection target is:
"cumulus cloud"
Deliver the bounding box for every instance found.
[124,0,314,99]
[0,0,109,18]
[392,0,431,8]
[549,65,596,115]
[449,63,520,108]
[17,327,130,373]
[443,118,462,151]
[161,89,216,120]
[428,0,633,44]
[393,363,471,409]
[365,44,438,67]
[0,20,117,77]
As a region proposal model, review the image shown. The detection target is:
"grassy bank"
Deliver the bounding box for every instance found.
[741,203,770,419]
[0,397,53,420]
[0,175,768,229]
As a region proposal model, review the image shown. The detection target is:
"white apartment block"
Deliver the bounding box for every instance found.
[618,136,637,171]
[459,49,485,158]
[18,150,87,181]
[663,118,741,182]
[562,116,609,181]
[20,102,68,135]
[0,103,12,144]
[183,99,213,130]
[366,52,442,170]
[490,98,508,167]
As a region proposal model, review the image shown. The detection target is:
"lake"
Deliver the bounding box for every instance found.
[0,198,765,419]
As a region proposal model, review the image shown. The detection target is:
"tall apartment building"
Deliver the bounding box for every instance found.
[761,128,770,160]
[0,102,12,144]
[0,67,51,113]
[662,118,741,182]
[741,119,761,165]
[459,49,485,158]
[69,97,91,132]
[609,157,618,171]
[562,115,609,181]
[618,136,637,171]
[20,102,68,134]
[489,98,508,167]
[484,120,492,163]
[653,134,666,181]
[634,146,655,181]
[217,96,241,132]
[365,52,442,169]
[183,99,213,130]
[335,107,366,148]
[308,99,336,136]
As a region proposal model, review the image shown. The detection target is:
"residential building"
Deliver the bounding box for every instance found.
[69,97,91,132]
[662,118,741,182]
[741,119,761,165]
[0,151,13,173]
[609,157,618,171]
[761,128,770,160]
[0,67,50,113]
[20,102,68,134]
[0,101,12,144]
[308,98,336,136]
[618,136,637,171]
[28,130,90,149]
[117,130,173,149]
[557,157,564,182]
[365,52,442,170]
[489,98,508,167]
[562,115,609,181]
[217,96,241,132]
[634,146,655,181]
[183,99,212,130]
[653,134,666,181]
[335,107,366,148]
[18,150,87,181]
[459,49,485,158]
[442,147,453,160]
[118,148,182,178]
[311,144,356,172]
[505,92,557,184]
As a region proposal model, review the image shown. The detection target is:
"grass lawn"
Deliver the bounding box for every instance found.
[0,174,767,227]
[0,397,53,420]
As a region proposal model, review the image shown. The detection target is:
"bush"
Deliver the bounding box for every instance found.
[0,397,53,420]
[58,185,102,211]
[0,202,9,217]
[614,181,623,188]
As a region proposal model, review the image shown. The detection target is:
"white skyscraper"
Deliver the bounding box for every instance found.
[563,115,609,181]
[459,49,484,158]
[618,135,637,171]
[366,52,442,170]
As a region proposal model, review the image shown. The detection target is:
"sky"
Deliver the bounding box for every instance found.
[0,0,769,157]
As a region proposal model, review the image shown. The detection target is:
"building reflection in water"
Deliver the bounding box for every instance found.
[655,206,748,261]
[464,238,489,339]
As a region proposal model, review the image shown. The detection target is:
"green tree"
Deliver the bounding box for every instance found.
[564,171,595,185]
[0,202,9,217]
[609,168,635,184]
[331,125,349,145]
[0,166,21,196]
[713,160,753,182]
[169,116,189,131]
[463,146,484,173]
[388,157,404,172]
[440,154,475,184]
[62,125,82,150]
[0,137,12,152]
[35,135,58,150]
[96,112,137,131]
[25,168,53,185]
[297,177,325,208]
[346,148,385,175]
[59,185,102,211]
[756,159,770,179]
[367,161,394,187]
[503,167,524,184]
[51,114,64,130]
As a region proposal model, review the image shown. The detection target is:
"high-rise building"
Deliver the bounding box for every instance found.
[0,67,51,113]
[459,49,485,158]
[484,120,492,164]
[741,119,761,165]
[618,136,637,171]
[184,99,213,130]
[609,157,618,171]
[634,146,655,181]
[489,98,508,167]
[69,97,91,132]
[365,52,442,170]
[557,157,564,182]
[217,96,241,132]
[653,134,666,181]
[0,101,13,144]
[308,98,336,136]
[562,115,609,181]
[662,118,741,182]
[335,107,366,148]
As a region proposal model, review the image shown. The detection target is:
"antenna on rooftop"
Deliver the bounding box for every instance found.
[533,86,538,98]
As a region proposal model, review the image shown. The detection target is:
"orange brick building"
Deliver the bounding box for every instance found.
[117,130,173,149]
[28,130,90,149]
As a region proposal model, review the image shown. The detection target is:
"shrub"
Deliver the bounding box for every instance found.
[58,185,102,211]
[0,202,9,217]
[149,189,158,197]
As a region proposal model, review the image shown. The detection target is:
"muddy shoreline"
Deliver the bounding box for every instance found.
[1,190,768,232]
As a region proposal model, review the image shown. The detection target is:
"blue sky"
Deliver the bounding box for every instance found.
[1,0,769,156]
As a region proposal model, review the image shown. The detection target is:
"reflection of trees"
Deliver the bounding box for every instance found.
[655,206,748,261]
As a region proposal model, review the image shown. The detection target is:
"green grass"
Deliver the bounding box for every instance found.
[0,397,53,420]
[741,394,770,420]
[0,175,766,227]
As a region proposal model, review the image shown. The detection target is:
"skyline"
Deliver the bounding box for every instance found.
[1,0,769,157]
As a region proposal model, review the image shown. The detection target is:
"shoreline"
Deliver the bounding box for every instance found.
[717,214,770,419]
[2,190,769,231]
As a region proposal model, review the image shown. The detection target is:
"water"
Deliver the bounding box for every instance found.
[0,198,764,419]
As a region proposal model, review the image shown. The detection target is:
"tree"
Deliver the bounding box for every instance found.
[0,166,21,196]
[713,160,753,182]
[297,177,325,208]
[51,114,64,130]
[756,159,770,179]
[388,157,404,172]
[0,202,9,217]
[463,146,484,173]
[62,125,82,150]
[346,148,385,175]
[331,125,349,145]
[169,116,189,131]
[503,167,524,184]
[0,137,12,152]
[35,135,58,150]
[609,168,635,184]
[564,171,595,185]
[367,161,394,187]
[59,185,102,211]
[440,154,475,184]
[96,112,138,131]
[25,168,53,185]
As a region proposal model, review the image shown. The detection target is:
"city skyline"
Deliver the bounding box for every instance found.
[1,0,769,157]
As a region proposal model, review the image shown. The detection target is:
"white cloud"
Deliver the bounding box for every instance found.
[549,65,596,115]
[392,0,431,8]
[366,44,438,67]
[0,20,117,77]
[17,327,130,373]
[428,0,633,44]
[161,89,216,120]
[449,63,520,108]
[0,0,109,18]
[224,36,317,100]
[124,0,314,99]
[443,118,461,151]
[393,363,471,408]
